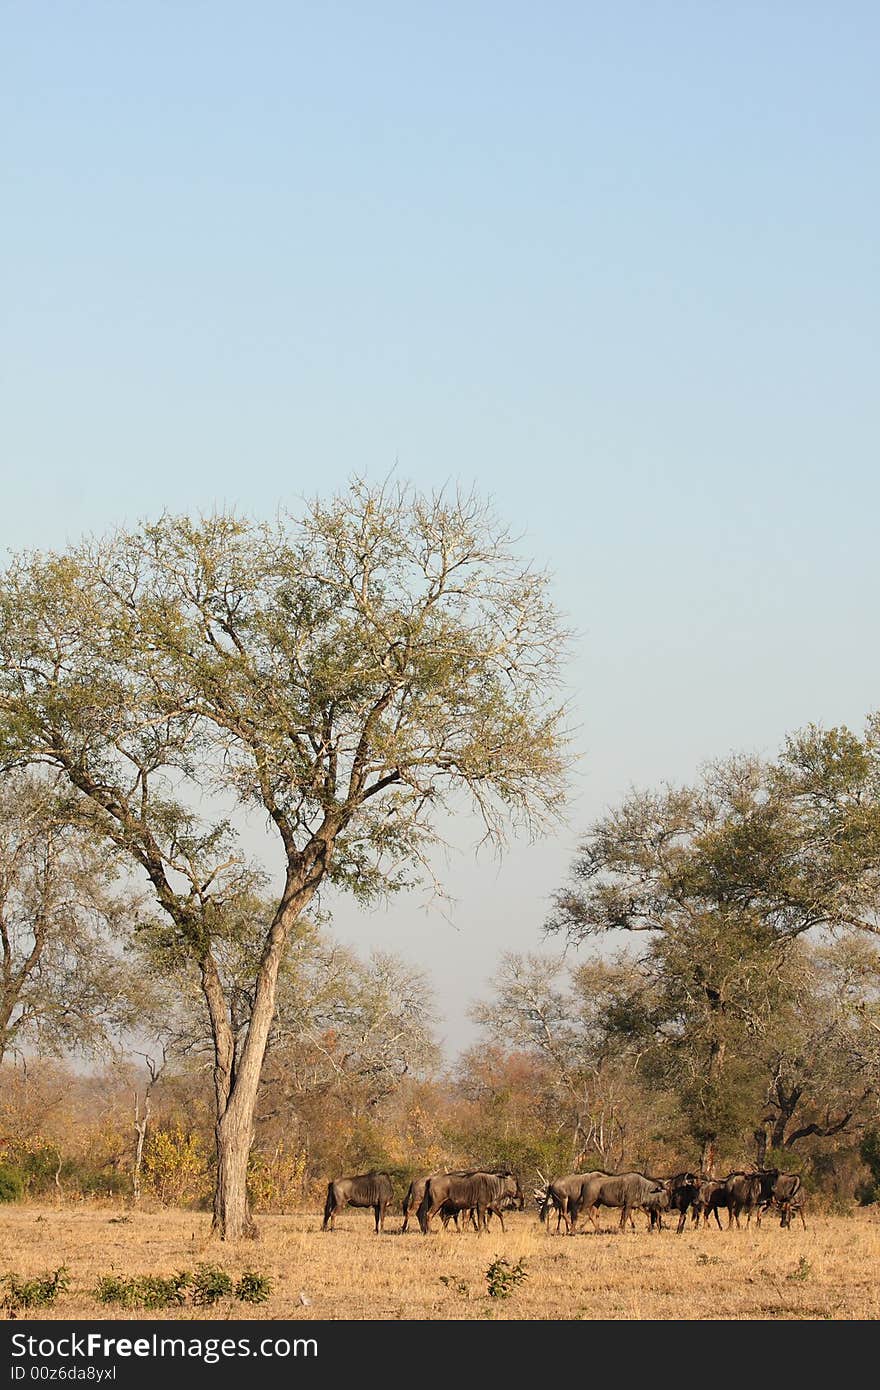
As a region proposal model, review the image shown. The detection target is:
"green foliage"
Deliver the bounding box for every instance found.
[0,1162,25,1203]
[190,1263,234,1306]
[859,1128,880,1184]
[94,1267,269,1309]
[485,1255,529,1300]
[235,1271,273,1304]
[15,1145,62,1195]
[94,1272,190,1310]
[3,1266,69,1311]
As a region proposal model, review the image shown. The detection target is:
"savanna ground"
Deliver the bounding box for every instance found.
[1,1203,878,1320]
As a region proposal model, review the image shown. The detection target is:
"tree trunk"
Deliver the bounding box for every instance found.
[205,873,318,1240]
[133,1094,148,1205]
[214,1105,257,1240]
[699,1029,726,1177]
[754,1125,769,1169]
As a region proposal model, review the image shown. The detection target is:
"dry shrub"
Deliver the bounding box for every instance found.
[247,1143,307,1212]
[142,1127,208,1207]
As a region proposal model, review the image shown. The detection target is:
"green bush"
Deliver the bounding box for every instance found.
[3,1266,70,1311]
[0,1163,25,1204]
[16,1146,62,1196]
[235,1271,273,1305]
[190,1263,233,1306]
[94,1273,190,1310]
[93,1265,270,1309]
[485,1255,528,1300]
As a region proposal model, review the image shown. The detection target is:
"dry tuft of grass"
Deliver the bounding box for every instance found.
[1,1203,878,1320]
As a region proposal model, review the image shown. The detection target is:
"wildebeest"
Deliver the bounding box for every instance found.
[402,1174,464,1233]
[755,1172,802,1226]
[722,1169,802,1228]
[692,1178,730,1229]
[665,1172,702,1234]
[778,1190,807,1230]
[322,1171,394,1233]
[539,1172,607,1235]
[401,1176,429,1233]
[639,1188,670,1232]
[723,1170,773,1227]
[402,1171,514,1233]
[417,1170,522,1234]
[574,1172,667,1233]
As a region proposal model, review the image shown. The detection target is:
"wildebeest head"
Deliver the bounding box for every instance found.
[496,1170,525,1209]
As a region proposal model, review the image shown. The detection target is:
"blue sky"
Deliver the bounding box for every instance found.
[2,3,879,1051]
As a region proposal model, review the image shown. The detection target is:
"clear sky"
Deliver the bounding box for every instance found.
[3,3,879,1052]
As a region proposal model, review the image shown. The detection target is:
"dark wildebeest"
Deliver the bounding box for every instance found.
[539,1172,607,1235]
[724,1169,802,1228]
[665,1172,702,1234]
[723,1170,769,1228]
[322,1171,394,1233]
[691,1178,730,1229]
[401,1176,430,1233]
[454,1171,524,1232]
[402,1171,514,1233]
[778,1190,807,1230]
[418,1171,521,1234]
[755,1172,802,1226]
[574,1172,667,1233]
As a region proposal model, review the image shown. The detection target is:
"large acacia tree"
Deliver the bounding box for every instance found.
[548,725,880,1172]
[0,481,568,1236]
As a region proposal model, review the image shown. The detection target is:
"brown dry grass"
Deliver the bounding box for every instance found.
[1,1202,878,1320]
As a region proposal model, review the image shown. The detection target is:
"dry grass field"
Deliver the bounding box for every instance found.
[1,1202,878,1320]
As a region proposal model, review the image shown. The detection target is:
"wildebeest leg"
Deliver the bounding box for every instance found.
[619,1205,630,1233]
[676,1209,687,1234]
[423,1200,443,1233]
[712,1206,723,1231]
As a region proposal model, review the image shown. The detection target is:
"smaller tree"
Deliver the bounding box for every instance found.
[547,728,880,1172]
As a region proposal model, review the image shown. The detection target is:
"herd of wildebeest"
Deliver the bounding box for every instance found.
[321,1166,808,1236]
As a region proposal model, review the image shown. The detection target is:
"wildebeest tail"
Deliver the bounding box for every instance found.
[322,1182,335,1229]
[416,1185,431,1234]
